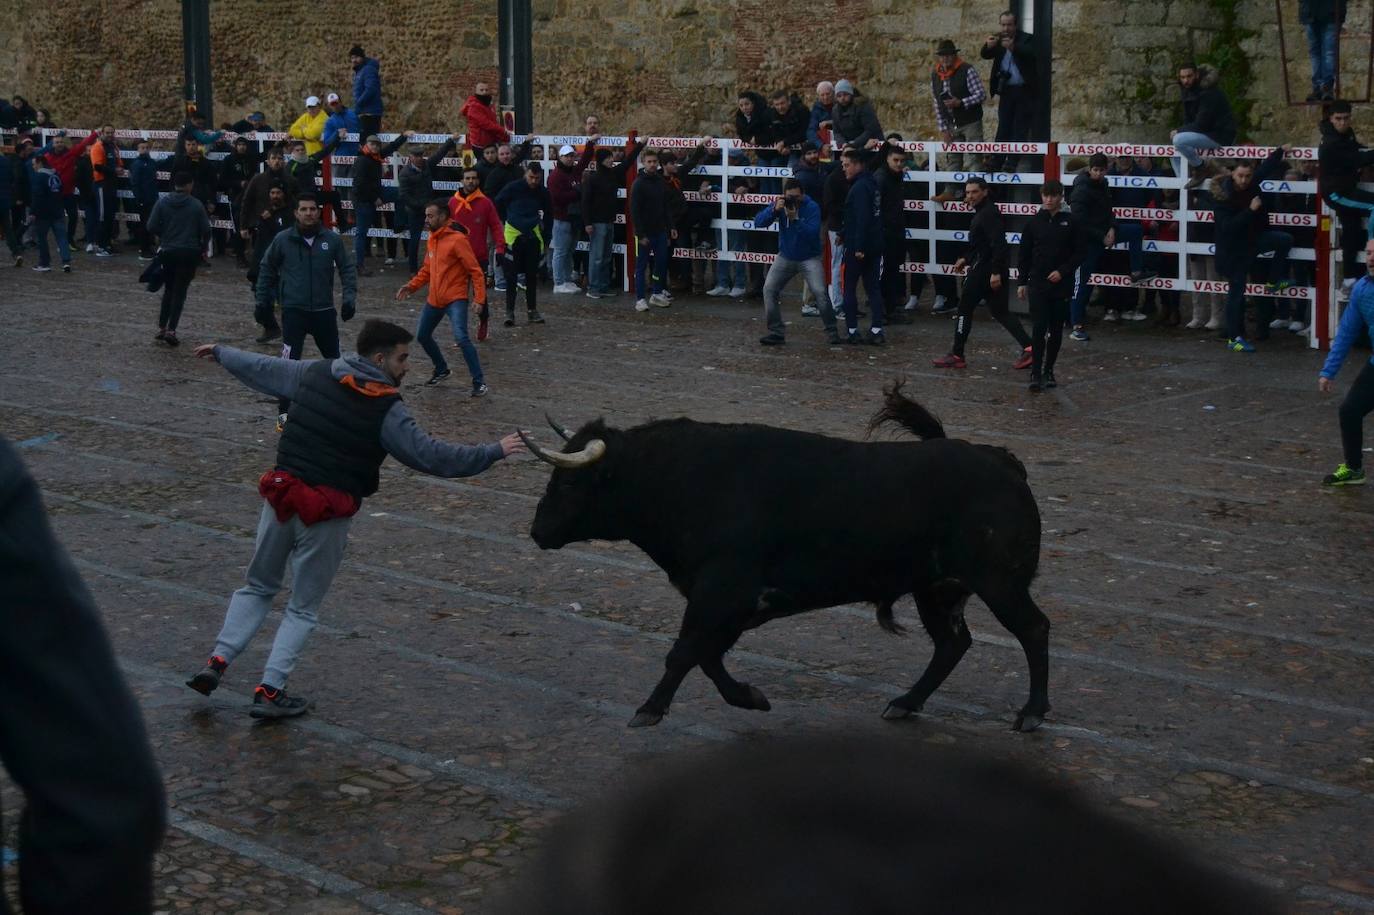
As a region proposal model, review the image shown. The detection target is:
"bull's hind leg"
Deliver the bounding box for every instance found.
[882,583,972,721]
[699,628,771,712]
[982,585,1052,732]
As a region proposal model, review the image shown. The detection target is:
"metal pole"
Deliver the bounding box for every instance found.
[498,0,533,132]
[181,0,213,121]
[1030,0,1052,140]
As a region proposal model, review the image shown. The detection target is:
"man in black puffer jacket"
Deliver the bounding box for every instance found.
[350,131,410,275]
[1319,101,1374,295]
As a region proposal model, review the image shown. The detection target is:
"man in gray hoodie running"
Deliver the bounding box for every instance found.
[184,319,525,718]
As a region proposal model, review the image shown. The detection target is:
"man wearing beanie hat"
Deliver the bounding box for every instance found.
[828,79,883,148]
[350,45,383,137]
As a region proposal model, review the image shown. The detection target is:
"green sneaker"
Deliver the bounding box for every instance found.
[1322,463,1366,487]
[1264,279,1292,294]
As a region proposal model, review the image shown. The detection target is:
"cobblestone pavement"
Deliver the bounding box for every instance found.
[2,252,1373,913]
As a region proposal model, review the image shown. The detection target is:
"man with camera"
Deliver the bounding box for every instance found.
[930,39,987,203]
[980,11,1037,172]
[755,178,841,346]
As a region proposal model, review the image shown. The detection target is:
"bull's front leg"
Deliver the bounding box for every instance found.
[629,633,702,728]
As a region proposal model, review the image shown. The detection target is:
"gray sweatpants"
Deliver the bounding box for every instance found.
[212,501,352,689]
[764,255,837,337]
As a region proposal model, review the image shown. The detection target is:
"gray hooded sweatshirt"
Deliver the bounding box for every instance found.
[146,191,211,253]
[211,346,505,477]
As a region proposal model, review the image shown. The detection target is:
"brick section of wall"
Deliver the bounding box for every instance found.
[0,0,1352,147]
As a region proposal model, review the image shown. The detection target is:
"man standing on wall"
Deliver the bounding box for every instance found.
[184,319,524,718]
[461,81,510,152]
[930,40,986,201]
[350,45,383,138]
[980,10,1037,172]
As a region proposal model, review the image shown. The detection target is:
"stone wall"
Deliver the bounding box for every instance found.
[0,0,1361,148]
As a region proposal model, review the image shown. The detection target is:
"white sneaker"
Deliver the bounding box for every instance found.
[728,286,747,298]
[1123,309,1147,321]
[85,243,94,253]
[32,264,52,272]
[649,293,671,308]
[706,285,730,296]
[384,257,395,266]
[800,303,820,316]
[635,298,650,312]
[904,295,919,311]
[1268,318,1288,329]
[95,247,114,258]
[1185,318,1205,329]
[553,282,580,294]
[1204,318,1221,330]
[1104,310,1120,322]
[933,294,948,311]
[658,290,674,302]
[1289,320,1309,333]
[1340,278,1357,301]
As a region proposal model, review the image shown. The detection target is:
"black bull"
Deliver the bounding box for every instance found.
[522,384,1051,732]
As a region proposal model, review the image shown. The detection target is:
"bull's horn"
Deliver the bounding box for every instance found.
[519,430,607,469]
[544,413,573,442]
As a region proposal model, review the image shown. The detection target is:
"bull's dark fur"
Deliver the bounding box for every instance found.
[529,383,1051,731]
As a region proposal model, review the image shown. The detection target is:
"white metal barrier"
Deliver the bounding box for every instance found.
[2,127,1338,347]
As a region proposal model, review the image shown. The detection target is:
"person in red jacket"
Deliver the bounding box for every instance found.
[460,81,509,151]
[36,129,99,247]
[448,166,505,284]
[548,138,598,293]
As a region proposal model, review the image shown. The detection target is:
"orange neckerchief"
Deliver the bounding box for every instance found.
[363,148,383,163]
[339,374,398,397]
[935,57,966,81]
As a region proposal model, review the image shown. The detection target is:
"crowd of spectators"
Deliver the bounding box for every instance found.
[0,16,1352,368]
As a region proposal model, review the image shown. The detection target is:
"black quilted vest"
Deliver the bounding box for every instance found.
[275,361,399,498]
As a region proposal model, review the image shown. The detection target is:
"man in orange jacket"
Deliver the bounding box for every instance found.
[396,200,490,394]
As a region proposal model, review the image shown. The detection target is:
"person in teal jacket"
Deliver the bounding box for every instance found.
[1318,237,1374,486]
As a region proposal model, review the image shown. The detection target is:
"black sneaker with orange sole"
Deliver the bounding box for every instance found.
[250,684,313,719]
[186,655,228,695]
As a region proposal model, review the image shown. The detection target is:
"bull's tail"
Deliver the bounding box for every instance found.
[868,379,947,440]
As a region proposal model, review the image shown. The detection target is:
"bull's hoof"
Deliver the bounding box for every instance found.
[628,710,664,728]
[746,685,771,712]
[881,701,914,721]
[1013,713,1044,733]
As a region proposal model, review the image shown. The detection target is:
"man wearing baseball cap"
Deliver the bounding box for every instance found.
[323,92,362,175]
[289,96,328,156]
[231,110,273,134]
[548,139,597,294]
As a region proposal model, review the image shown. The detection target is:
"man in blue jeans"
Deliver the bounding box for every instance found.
[1205,147,1293,352]
[754,178,842,345]
[395,201,490,395]
[1170,63,1236,188]
[630,147,673,312]
[1300,0,1344,102]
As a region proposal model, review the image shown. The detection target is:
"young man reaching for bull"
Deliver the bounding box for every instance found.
[184,319,523,717]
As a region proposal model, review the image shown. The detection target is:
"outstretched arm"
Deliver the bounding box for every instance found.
[196,344,309,399]
[380,403,520,476]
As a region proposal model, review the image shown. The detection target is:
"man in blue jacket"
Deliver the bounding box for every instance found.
[1318,237,1374,487]
[755,178,841,346]
[323,93,362,179]
[128,140,161,259]
[350,46,383,138]
[838,147,885,343]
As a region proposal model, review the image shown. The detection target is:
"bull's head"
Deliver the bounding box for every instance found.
[524,418,621,550]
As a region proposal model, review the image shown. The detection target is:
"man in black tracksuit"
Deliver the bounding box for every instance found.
[351,131,410,275]
[494,164,554,324]
[1017,179,1089,390]
[934,177,1032,368]
[219,136,259,266]
[874,143,913,324]
[1318,101,1374,293]
[630,148,674,309]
